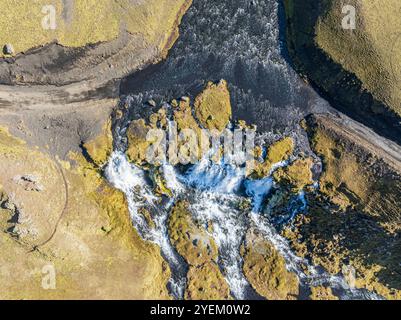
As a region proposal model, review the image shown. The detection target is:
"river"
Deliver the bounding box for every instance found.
[105,0,381,300]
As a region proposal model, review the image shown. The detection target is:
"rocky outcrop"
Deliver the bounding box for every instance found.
[125,79,233,166]
[273,158,314,192]
[194,80,232,132]
[252,137,294,178]
[241,229,299,300]
[282,113,401,300]
[82,119,113,167]
[310,286,338,300]
[168,201,231,300]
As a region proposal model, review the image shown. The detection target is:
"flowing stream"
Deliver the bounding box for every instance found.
[105,145,381,300]
[105,0,382,300]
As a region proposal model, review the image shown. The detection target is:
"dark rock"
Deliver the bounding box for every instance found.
[3,43,14,55]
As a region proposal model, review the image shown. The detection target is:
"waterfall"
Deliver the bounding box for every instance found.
[104,149,382,300]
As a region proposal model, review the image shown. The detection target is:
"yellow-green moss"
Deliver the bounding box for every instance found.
[268,137,295,164]
[310,286,339,300]
[315,0,401,115]
[252,137,294,178]
[0,125,26,150]
[273,158,314,191]
[168,201,218,267]
[0,0,192,57]
[172,100,202,162]
[309,120,401,231]
[126,119,151,165]
[282,115,401,300]
[168,200,231,299]
[125,81,234,166]
[185,263,231,300]
[194,80,232,131]
[83,119,113,166]
[312,126,365,210]
[0,127,171,299]
[151,169,173,197]
[287,200,401,300]
[242,230,299,300]
[138,208,156,230]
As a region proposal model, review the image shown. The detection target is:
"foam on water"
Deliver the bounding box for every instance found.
[177,158,251,299]
[244,177,274,213]
[250,213,382,300]
[189,192,250,299]
[102,0,384,300]
[162,162,186,195]
[180,158,245,194]
[104,149,383,300]
[104,152,187,299]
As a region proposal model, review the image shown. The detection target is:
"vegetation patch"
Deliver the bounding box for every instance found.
[0,0,192,57]
[310,286,338,300]
[280,115,401,300]
[185,263,231,300]
[241,229,299,300]
[83,119,113,167]
[194,80,232,132]
[168,201,218,266]
[126,119,152,166]
[0,126,171,299]
[273,158,314,192]
[252,137,294,178]
[283,0,401,143]
[168,200,232,299]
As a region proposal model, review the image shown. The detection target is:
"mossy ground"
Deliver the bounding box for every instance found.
[186,263,231,300]
[0,0,191,57]
[315,0,401,116]
[122,76,401,300]
[273,158,314,192]
[280,115,401,300]
[126,79,232,166]
[194,80,232,131]
[251,137,294,178]
[168,200,231,299]
[83,119,113,167]
[0,125,170,299]
[310,286,338,300]
[241,229,299,300]
[124,82,305,300]
[283,0,401,143]
[168,201,218,267]
[308,117,401,231]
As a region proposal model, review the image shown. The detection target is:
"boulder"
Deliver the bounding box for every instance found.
[3,43,14,55]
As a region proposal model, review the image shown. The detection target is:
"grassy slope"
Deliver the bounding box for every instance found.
[0,0,190,57]
[315,0,401,115]
[0,126,170,299]
[283,0,401,142]
[283,1,401,297]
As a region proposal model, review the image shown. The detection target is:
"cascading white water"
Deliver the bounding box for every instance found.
[100,0,385,300]
[177,158,251,299]
[250,213,382,300]
[104,149,382,300]
[105,152,187,299]
[188,192,250,299]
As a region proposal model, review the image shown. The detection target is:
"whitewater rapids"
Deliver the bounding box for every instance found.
[105,151,381,300]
